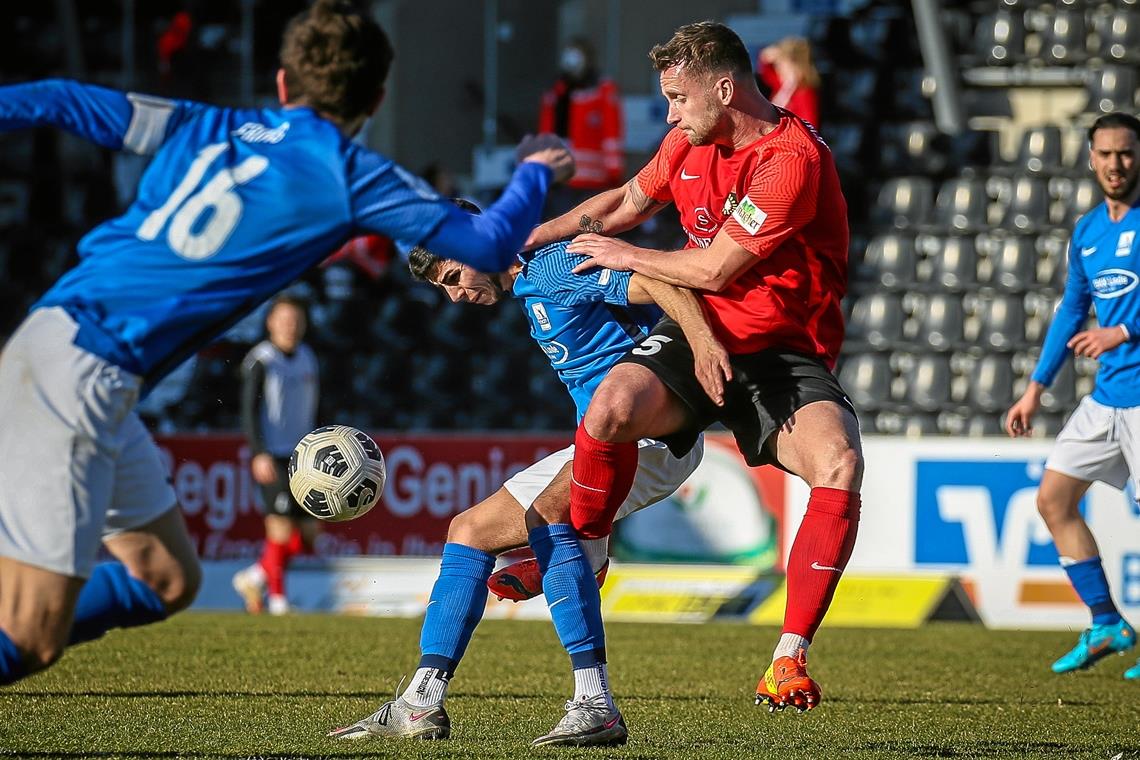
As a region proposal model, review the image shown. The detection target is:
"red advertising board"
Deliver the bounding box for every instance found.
[156,432,571,560]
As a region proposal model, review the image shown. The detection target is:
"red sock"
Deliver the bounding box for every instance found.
[783,487,861,640]
[569,423,638,539]
[259,540,289,597]
[284,528,304,559]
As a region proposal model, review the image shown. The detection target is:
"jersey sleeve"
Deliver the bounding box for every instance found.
[525,242,632,306]
[722,146,820,259]
[1032,235,1092,386]
[634,129,686,202]
[0,79,212,155]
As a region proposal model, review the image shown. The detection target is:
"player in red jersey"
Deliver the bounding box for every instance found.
[523,21,862,713]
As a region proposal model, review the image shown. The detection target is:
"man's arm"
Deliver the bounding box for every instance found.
[627,273,731,405]
[527,177,670,250]
[0,79,208,155]
[570,228,760,291]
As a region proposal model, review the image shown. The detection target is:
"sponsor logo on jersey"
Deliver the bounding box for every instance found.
[597,269,612,286]
[232,121,290,144]
[692,207,718,233]
[540,340,569,364]
[722,192,739,216]
[685,231,714,248]
[1092,268,1140,299]
[532,302,552,331]
[731,195,767,235]
[1116,230,1136,257]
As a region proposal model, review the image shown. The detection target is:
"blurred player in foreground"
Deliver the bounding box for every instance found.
[525,21,859,715]
[1006,112,1140,680]
[330,201,725,746]
[0,0,572,686]
[233,295,319,616]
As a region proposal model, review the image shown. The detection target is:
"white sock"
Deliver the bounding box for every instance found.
[773,633,810,661]
[573,663,616,709]
[402,667,450,707]
[580,537,610,574]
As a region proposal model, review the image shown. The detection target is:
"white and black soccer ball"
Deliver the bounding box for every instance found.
[288,425,386,522]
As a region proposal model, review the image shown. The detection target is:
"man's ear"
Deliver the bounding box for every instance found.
[276,68,289,105]
[715,75,735,106]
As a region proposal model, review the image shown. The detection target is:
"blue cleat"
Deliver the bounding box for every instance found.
[1051,620,1136,674]
[1124,659,1140,680]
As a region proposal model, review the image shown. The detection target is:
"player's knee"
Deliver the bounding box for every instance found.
[157,555,202,614]
[446,509,491,549]
[810,443,863,490]
[583,387,638,442]
[1036,489,1077,526]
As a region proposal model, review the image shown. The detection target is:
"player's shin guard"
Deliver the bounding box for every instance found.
[529,524,606,668]
[68,562,167,646]
[0,629,25,685]
[418,543,496,675]
[569,424,638,539]
[782,488,861,641]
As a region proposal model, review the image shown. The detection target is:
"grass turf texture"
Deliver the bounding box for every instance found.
[1,613,1137,759]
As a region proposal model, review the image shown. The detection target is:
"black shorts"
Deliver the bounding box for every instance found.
[616,318,856,468]
[260,455,311,520]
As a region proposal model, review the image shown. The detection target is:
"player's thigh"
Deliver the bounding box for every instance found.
[103,506,201,612]
[447,489,531,554]
[1036,468,1092,521]
[615,435,705,521]
[585,363,691,440]
[768,399,863,490]
[0,556,84,662]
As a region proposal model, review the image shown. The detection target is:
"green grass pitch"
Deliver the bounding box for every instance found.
[1,612,1137,759]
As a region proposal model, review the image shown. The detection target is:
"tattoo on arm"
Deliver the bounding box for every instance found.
[579,215,603,234]
[628,178,668,216]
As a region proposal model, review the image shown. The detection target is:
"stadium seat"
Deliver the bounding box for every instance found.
[837,353,893,409]
[847,293,906,348]
[822,122,866,176]
[975,10,1025,65]
[902,413,941,436]
[911,293,965,350]
[1040,359,1077,413]
[891,69,934,120]
[918,235,978,290]
[1038,8,1088,65]
[903,353,953,410]
[873,177,934,230]
[1025,291,1062,342]
[880,121,949,176]
[969,355,1015,412]
[830,69,879,120]
[1014,126,1063,175]
[1037,414,1067,437]
[1055,177,1102,227]
[988,234,1039,290]
[976,294,1026,350]
[1095,9,1140,63]
[967,413,1007,436]
[932,177,990,233]
[997,176,1050,233]
[858,234,917,288]
[1086,66,1138,113]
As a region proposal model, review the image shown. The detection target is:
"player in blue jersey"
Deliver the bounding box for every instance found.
[0,0,574,687]
[1006,112,1140,680]
[329,203,728,745]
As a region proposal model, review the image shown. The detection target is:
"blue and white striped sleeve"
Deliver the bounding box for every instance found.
[0,79,210,155]
[525,242,633,306]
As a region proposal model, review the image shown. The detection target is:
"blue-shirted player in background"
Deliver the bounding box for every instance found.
[0,0,574,686]
[329,200,728,745]
[1007,111,1140,680]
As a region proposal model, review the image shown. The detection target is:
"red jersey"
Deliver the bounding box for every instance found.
[635,110,848,365]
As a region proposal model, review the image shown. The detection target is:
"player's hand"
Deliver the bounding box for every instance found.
[1067,326,1128,359]
[1005,383,1043,438]
[568,233,637,273]
[691,332,733,406]
[251,452,278,485]
[517,134,575,185]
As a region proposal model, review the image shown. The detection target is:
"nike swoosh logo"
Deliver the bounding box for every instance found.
[810,561,841,572]
[1082,247,1097,256]
[409,710,435,722]
[426,600,438,608]
[549,595,570,609]
[680,169,700,180]
[604,715,621,729]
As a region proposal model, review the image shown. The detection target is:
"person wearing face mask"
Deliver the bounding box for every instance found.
[538,37,625,207]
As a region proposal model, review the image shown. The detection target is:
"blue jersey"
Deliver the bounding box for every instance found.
[0,80,551,388]
[514,242,662,420]
[1034,200,1140,407]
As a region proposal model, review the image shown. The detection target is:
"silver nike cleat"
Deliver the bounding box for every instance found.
[327,697,450,740]
[532,694,628,747]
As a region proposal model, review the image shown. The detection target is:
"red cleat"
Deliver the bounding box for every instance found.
[754,650,821,713]
[487,558,609,602]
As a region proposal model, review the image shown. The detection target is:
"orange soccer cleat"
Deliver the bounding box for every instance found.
[754,650,821,713]
[487,558,609,602]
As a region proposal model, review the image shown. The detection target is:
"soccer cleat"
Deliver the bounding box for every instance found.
[531,694,628,747]
[754,650,821,713]
[488,558,609,602]
[1051,620,1136,673]
[1124,659,1140,680]
[231,565,266,614]
[327,697,450,741]
[267,594,290,616]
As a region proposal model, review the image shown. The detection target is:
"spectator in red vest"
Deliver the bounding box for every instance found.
[757,37,821,128]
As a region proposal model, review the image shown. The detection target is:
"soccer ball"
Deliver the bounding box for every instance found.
[288,425,386,522]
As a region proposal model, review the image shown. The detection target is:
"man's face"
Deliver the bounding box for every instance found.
[431,260,506,305]
[659,65,726,146]
[1090,126,1140,201]
[266,302,306,352]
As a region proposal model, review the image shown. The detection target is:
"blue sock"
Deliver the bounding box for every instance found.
[529,523,606,669]
[1063,556,1121,627]
[69,562,168,645]
[0,629,25,685]
[418,543,496,675]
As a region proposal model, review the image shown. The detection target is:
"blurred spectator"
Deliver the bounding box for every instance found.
[232,294,320,616]
[420,162,458,198]
[757,37,821,127]
[538,38,624,211]
[324,234,394,281]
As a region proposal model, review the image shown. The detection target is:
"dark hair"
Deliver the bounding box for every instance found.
[1088,112,1140,143]
[407,198,482,282]
[648,21,753,80]
[279,0,393,127]
[268,292,309,319]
